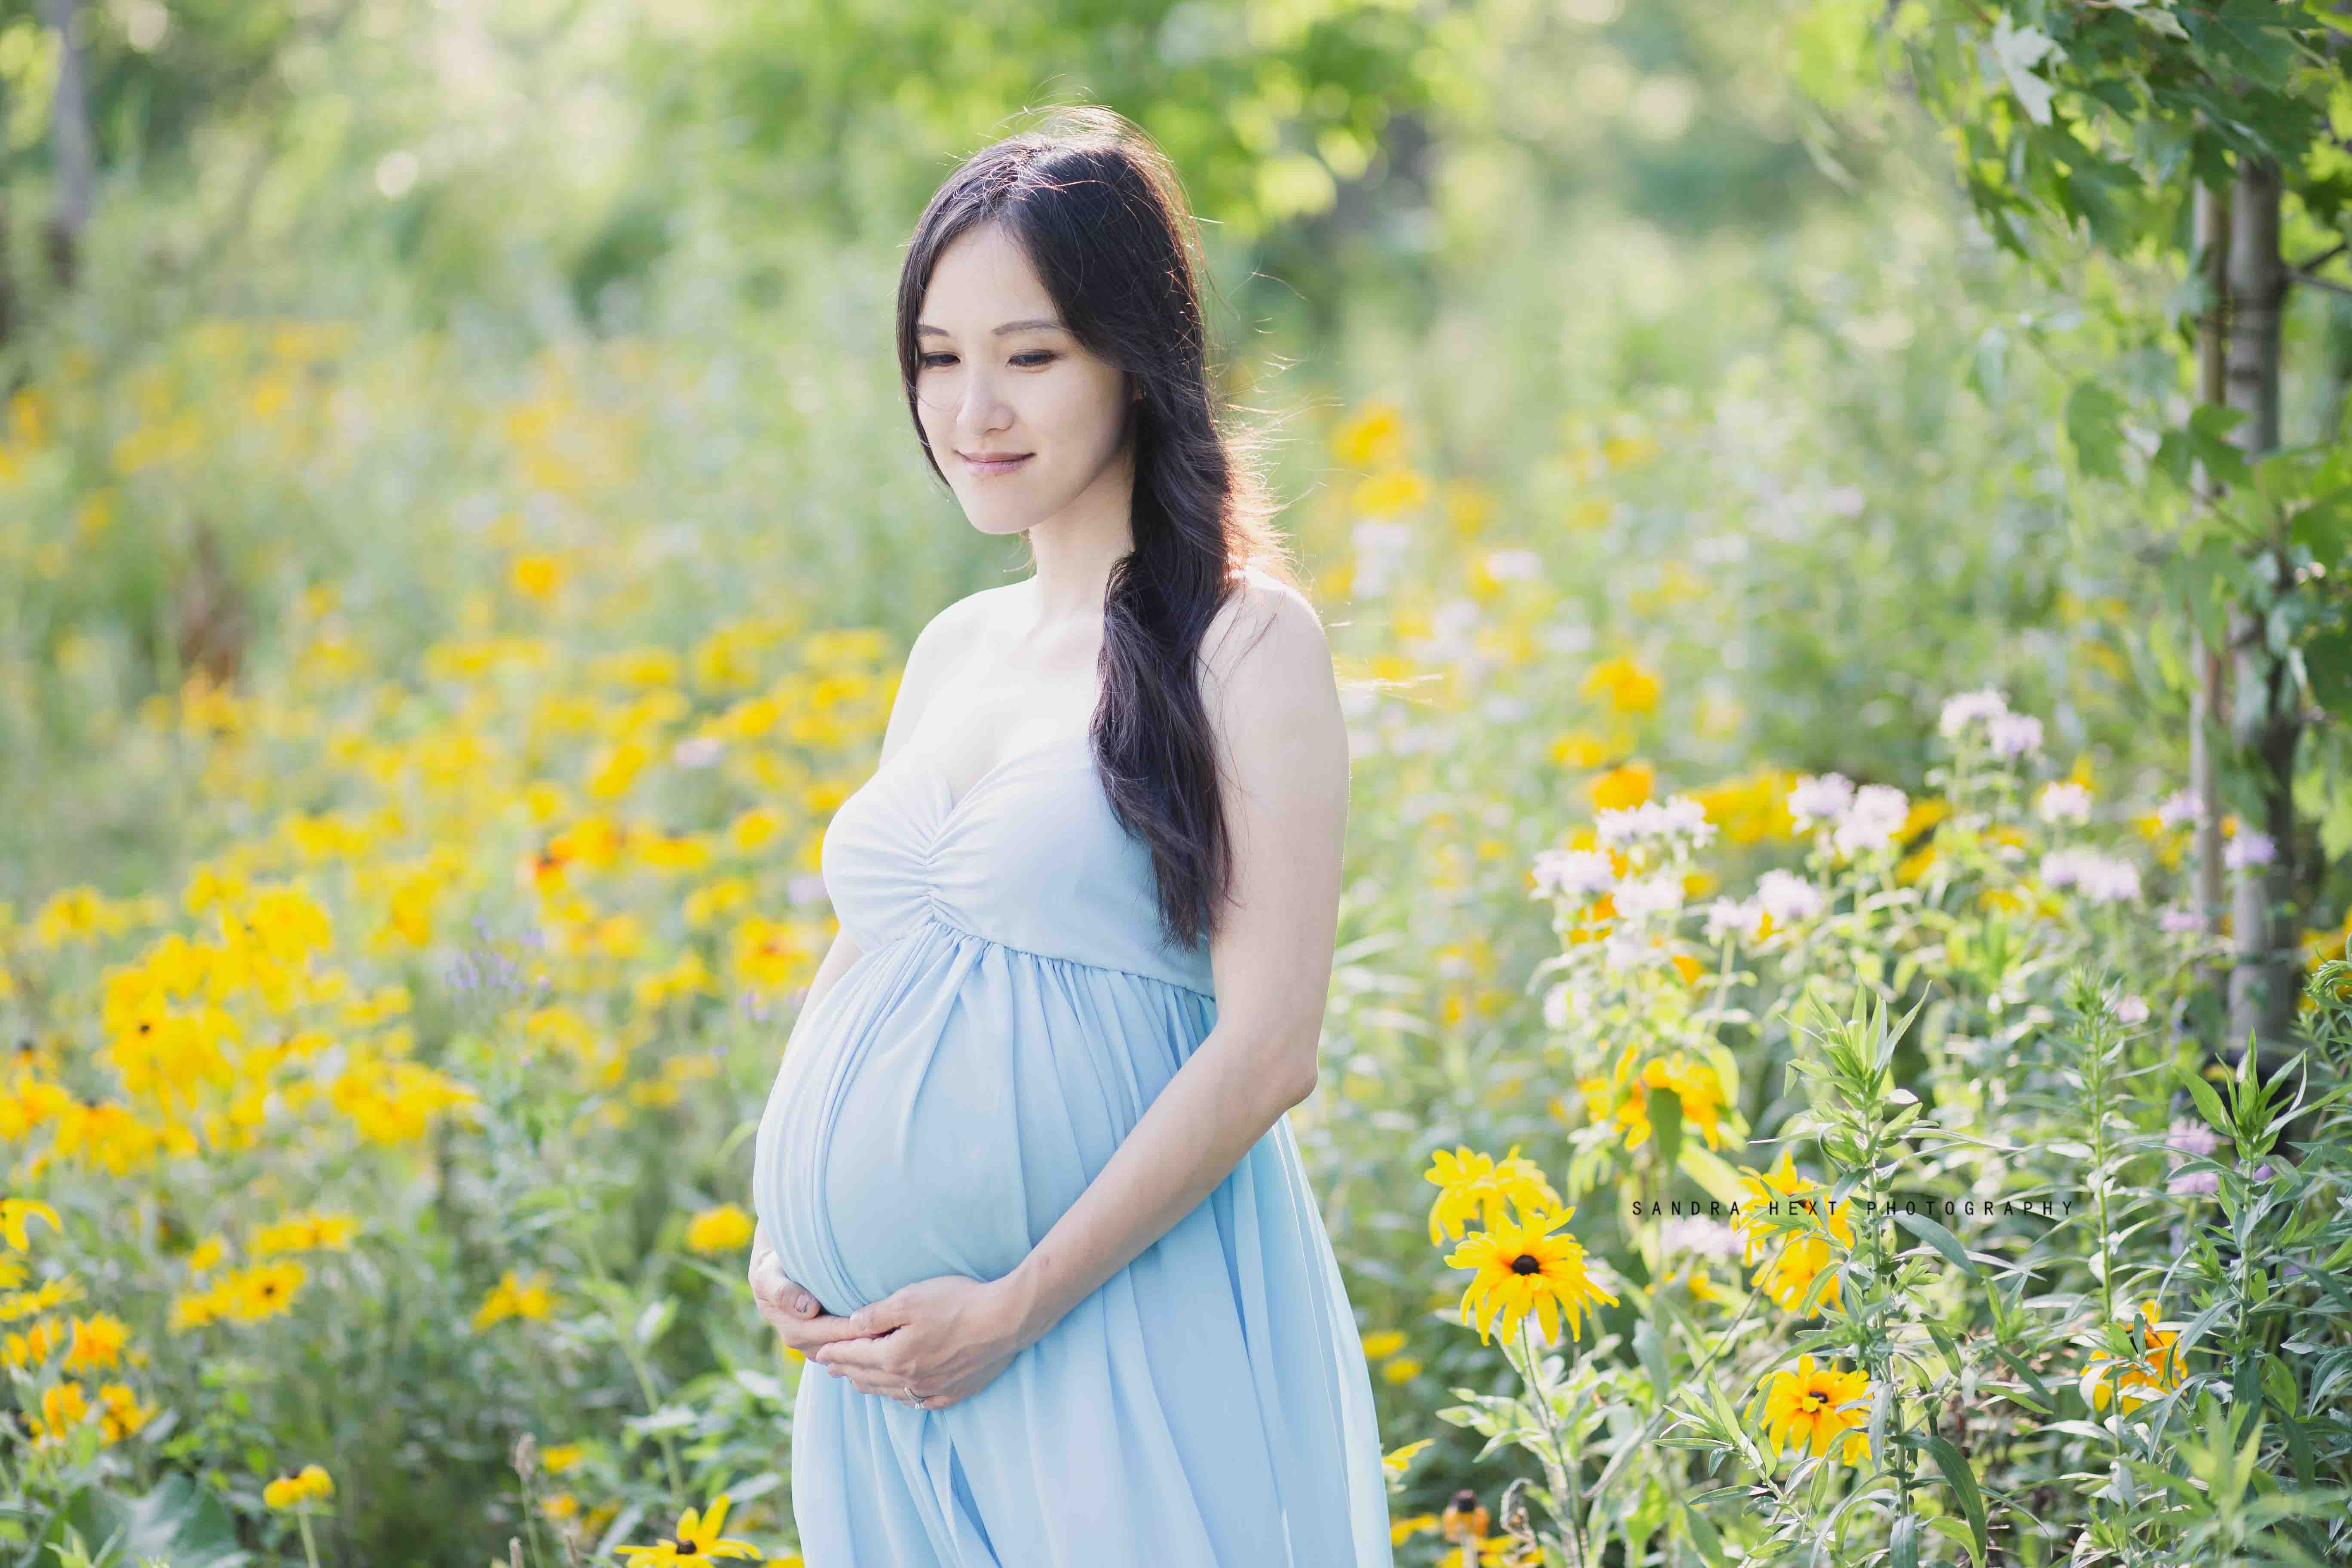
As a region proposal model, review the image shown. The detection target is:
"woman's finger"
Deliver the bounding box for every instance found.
[749,1253,822,1317]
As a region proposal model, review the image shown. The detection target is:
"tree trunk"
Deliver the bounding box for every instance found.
[38,0,93,289]
[2222,153,2298,1063]
[2190,179,2230,947]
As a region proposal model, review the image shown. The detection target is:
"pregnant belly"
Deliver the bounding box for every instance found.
[754,928,1167,1316]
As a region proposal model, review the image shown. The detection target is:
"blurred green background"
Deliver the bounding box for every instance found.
[7,0,2352,1562]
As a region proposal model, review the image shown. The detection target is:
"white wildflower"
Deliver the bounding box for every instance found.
[1787,772,1856,828]
[1987,711,2043,759]
[2223,830,2275,870]
[2037,781,2092,825]
[1755,868,1825,926]
[1833,784,1911,857]
[1938,686,2009,738]
[1532,847,1618,901]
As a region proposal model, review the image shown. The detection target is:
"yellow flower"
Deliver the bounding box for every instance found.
[1581,656,1661,716]
[1390,1512,1440,1546]
[1382,1438,1433,1478]
[1479,1534,1544,1567]
[262,1463,335,1509]
[0,1198,61,1251]
[1680,1266,1729,1307]
[472,1269,556,1332]
[27,1379,91,1445]
[97,1381,156,1442]
[1423,1145,1564,1246]
[1382,1357,1422,1383]
[252,1211,359,1256]
[220,1260,307,1322]
[63,1312,129,1373]
[1727,1150,1853,1313]
[1359,1329,1408,1361]
[1755,1356,1871,1464]
[2081,1301,2185,1414]
[1444,1202,1618,1346]
[186,1236,226,1274]
[542,1442,586,1475]
[684,1204,756,1255]
[1589,760,1653,813]
[1576,1045,1729,1152]
[1333,404,1406,469]
[615,1491,763,1564]
[4,1315,65,1369]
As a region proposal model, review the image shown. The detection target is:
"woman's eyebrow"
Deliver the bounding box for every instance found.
[915,317,1066,337]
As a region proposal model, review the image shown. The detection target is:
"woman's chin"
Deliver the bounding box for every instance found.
[965,511,1038,538]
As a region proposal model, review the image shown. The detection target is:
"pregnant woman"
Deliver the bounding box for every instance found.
[743,107,1395,1566]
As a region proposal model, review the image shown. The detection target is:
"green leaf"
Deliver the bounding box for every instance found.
[1894,1210,1982,1280]
[1647,1084,1684,1167]
[1892,1512,1920,1568]
[1990,12,2060,125]
[37,1476,250,1568]
[1920,1433,1991,1567]
[1635,1318,1671,1403]
[2180,1063,2231,1134]
[2065,380,2129,481]
[1681,1500,1731,1568]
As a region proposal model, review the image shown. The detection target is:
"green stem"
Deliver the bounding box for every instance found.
[1517,1312,1589,1568]
[297,1508,322,1568]
[622,1338,685,1499]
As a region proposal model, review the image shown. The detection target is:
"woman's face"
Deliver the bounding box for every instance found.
[913,220,1134,539]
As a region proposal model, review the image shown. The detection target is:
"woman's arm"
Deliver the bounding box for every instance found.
[992,576,1348,1348]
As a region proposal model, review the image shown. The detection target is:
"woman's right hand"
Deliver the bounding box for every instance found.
[749,1237,875,1360]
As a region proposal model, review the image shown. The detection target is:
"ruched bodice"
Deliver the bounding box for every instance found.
[749,731,1393,1568]
[821,729,1214,996]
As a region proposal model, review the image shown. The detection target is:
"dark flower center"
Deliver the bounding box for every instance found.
[1510,1253,1541,1275]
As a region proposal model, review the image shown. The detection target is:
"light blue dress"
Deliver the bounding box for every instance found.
[750,728,1395,1567]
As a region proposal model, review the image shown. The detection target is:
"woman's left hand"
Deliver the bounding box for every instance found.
[806,1274,1032,1411]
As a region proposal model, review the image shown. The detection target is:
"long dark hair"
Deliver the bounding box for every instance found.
[894,105,1302,952]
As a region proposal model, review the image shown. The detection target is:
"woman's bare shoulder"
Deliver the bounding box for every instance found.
[882,588,1015,756]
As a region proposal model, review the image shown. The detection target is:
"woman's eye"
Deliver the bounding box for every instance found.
[917,352,1057,368]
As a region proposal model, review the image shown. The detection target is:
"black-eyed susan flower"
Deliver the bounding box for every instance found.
[221,1259,306,1322]
[1576,1043,1730,1152]
[1381,1437,1433,1482]
[684,1203,754,1254]
[1727,1150,1853,1313]
[62,1311,129,1372]
[262,1462,334,1509]
[1444,1202,1618,1346]
[1754,1356,1871,1465]
[1,1197,60,1251]
[1423,1145,1562,1246]
[96,1381,156,1442]
[614,1492,763,1564]
[2080,1301,2184,1414]
[1439,1488,1488,1544]
[26,1379,91,1445]
[1389,1512,1439,1547]
[472,1268,555,1331]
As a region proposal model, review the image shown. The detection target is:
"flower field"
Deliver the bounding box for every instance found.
[6,313,2350,1563]
[5,2,2352,1563]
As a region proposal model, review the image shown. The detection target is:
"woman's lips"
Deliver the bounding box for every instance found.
[963,453,1032,476]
